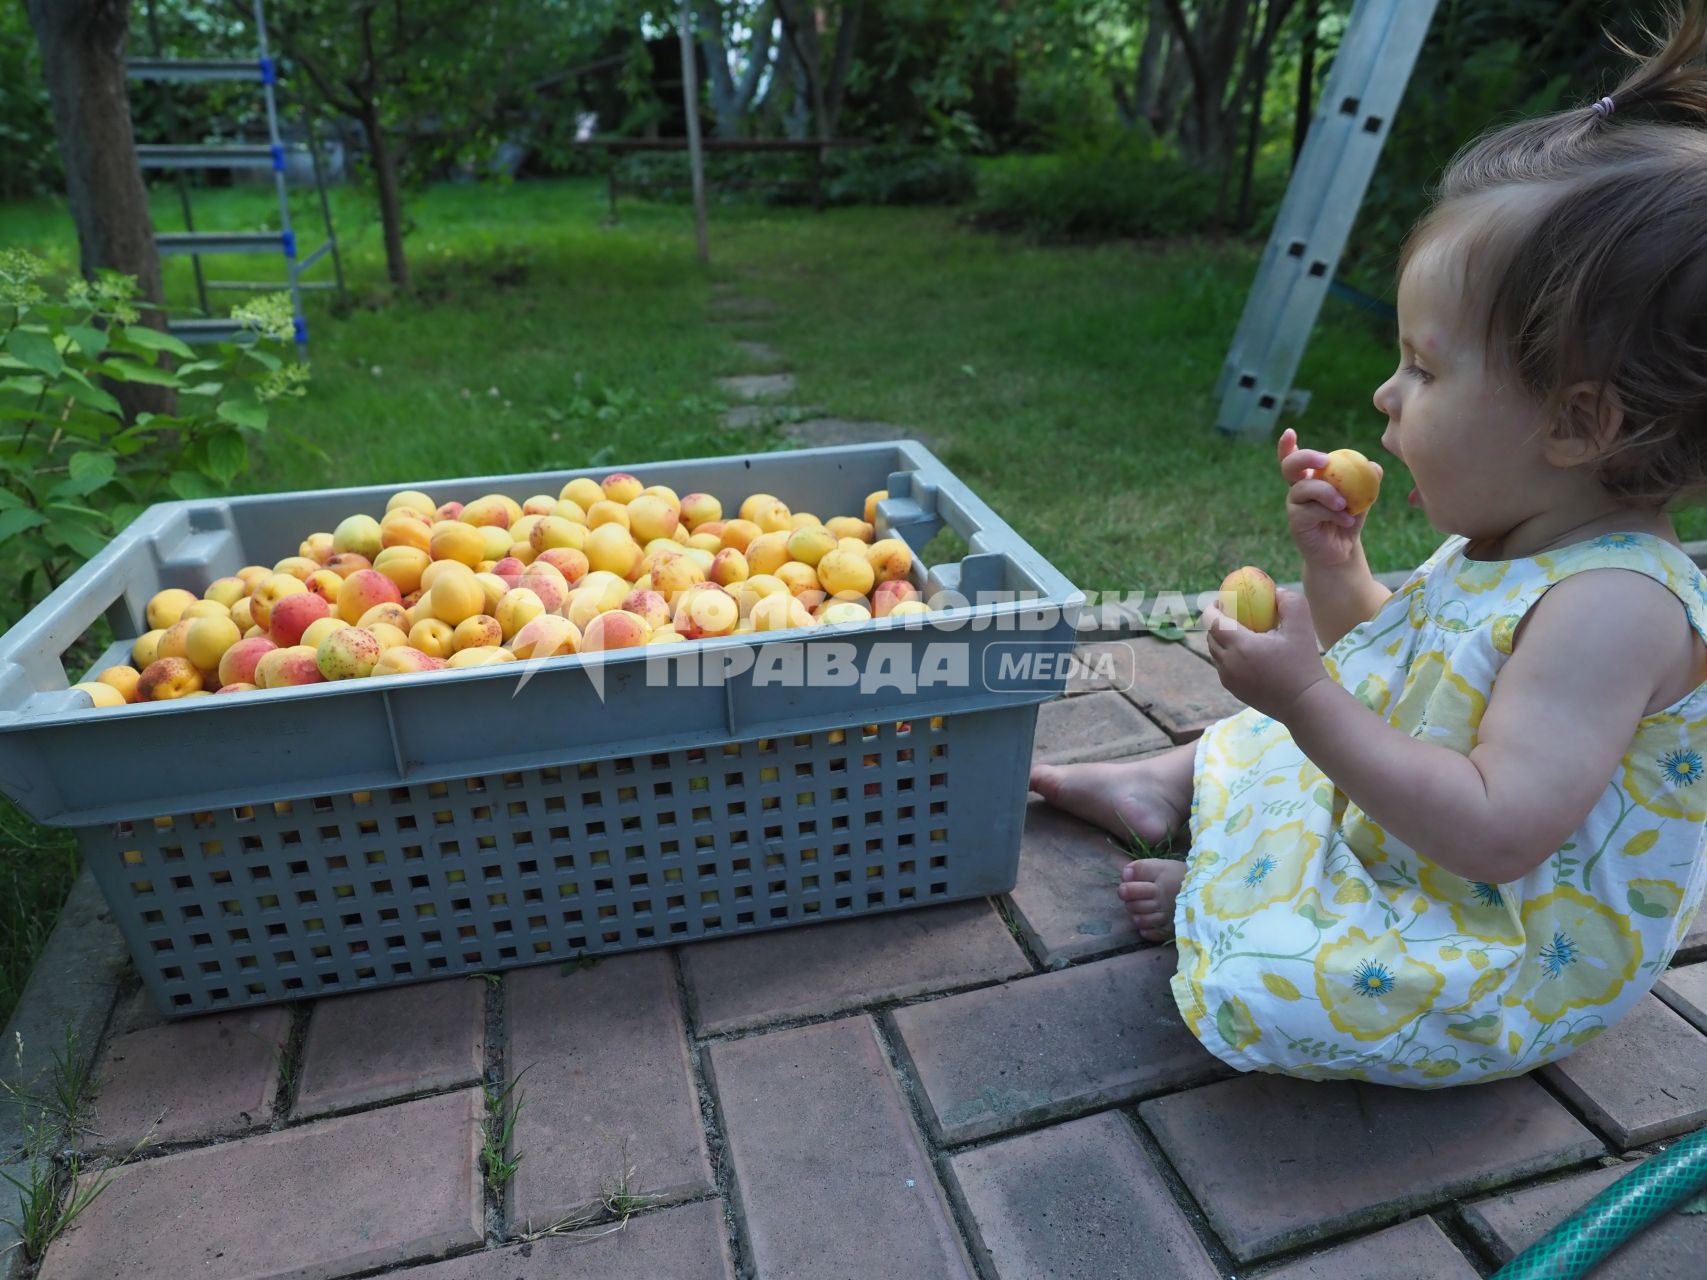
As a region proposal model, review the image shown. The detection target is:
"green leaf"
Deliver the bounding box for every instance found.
[57,367,123,415]
[0,374,45,396]
[6,329,62,378]
[46,514,110,559]
[64,450,116,493]
[116,325,195,360]
[216,399,268,430]
[97,359,182,388]
[168,470,220,500]
[65,324,108,357]
[205,432,248,485]
[0,508,46,540]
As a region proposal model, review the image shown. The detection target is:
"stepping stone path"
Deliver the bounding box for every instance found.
[11,631,1707,1280]
[707,288,943,452]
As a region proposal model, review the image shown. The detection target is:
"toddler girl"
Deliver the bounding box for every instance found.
[1032,6,1707,1086]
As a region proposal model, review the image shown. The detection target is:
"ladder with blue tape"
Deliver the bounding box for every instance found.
[128,0,343,355]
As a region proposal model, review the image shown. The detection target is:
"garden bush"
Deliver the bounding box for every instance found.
[611,143,973,208]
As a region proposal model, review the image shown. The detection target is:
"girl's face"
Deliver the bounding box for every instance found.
[1372,242,1555,541]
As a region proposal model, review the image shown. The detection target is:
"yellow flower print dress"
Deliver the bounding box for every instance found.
[1171,532,1707,1087]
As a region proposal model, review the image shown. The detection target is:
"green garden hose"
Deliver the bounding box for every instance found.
[1491,1124,1707,1279]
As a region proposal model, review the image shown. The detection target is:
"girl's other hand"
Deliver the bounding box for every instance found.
[1279,427,1377,570]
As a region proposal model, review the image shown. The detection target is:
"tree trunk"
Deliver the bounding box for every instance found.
[1292,0,1319,166]
[25,0,163,305]
[25,0,171,418]
[358,103,410,290]
[1133,0,1169,128]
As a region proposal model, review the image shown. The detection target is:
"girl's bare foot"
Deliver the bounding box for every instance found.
[1028,744,1194,849]
[1118,859,1187,941]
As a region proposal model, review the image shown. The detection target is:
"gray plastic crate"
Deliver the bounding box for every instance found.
[0,441,1081,1015]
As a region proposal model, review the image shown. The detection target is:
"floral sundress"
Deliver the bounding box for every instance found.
[1170,532,1707,1086]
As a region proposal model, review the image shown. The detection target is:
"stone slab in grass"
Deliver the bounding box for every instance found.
[715,373,796,401]
[1032,690,1171,765]
[38,1087,484,1280]
[1252,1216,1479,1280]
[1656,961,1707,1033]
[734,338,783,366]
[507,951,712,1231]
[707,296,779,319]
[89,1006,288,1152]
[386,1198,735,1279]
[1006,797,1147,967]
[947,1110,1221,1280]
[293,976,486,1118]
[707,1016,975,1280]
[681,898,1030,1036]
[1140,1073,1602,1262]
[1462,1158,1707,1278]
[1540,994,1707,1148]
[892,948,1227,1144]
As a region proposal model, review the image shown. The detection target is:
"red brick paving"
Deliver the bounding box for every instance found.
[89,1006,288,1151]
[1140,1073,1603,1262]
[1114,635,1245,741]
[891,948,1227,1144]
[1252,1216,1480,1280]
[681,899,1029,1035]
[1656,960,1707,1032]
[1032,690,1170,764]
[294,977,485,1118]
[1006,797,1148,966]
[946,1110,1221,1280]
[507,952,713,1230]
[40,1087,484,1280]
[1541,995,1707,1148]
[707,1016,975,1280]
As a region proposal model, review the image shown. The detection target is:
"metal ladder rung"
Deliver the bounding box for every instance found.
[165,318,256,344]
[156,231,284,256]
[127,58,272,83]
[137,144,287,170]
[205,280,338,293]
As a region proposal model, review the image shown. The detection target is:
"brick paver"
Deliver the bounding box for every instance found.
[1064,640,1141,697]
[891,949,1227,1144]
[1140,1074,1602,1262]
[1032,691,1170,765]
[1462,1158,1707,1277]
[294,977,486,1118]
[707,1016,975,1280]
[681,900,1030,1036]
[946,1110,1220,1280]
[1006,798,1145,967]
[1114,636,1244,741]
[1252,1216,1479,1280]
[40,1087,484,1280]
[387,1198,735,1279]
[89,1006,288,1151]
[508,952,712,1230]
[1541,994,1707,1148]
[1656,961,1707,1032]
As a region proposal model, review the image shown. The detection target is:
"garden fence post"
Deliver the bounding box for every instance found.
[1213,0,1439,438]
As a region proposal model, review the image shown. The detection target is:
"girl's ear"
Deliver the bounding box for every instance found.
[1545,382,1624,467]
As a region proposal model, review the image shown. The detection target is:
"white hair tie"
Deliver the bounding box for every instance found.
[1591,95,1617,119]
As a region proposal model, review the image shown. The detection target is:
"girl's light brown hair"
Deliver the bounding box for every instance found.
[1399,2,1707,506]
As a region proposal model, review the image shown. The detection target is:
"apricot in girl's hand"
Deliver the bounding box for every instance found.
[1319,448,1382,516]
[1219,567,1278,633]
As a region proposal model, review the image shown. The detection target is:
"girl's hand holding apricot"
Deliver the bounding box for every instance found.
[1278,427,1382,569]
[1202,587,1329,720]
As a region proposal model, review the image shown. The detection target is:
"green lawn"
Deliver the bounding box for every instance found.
[4,175,1698,1022]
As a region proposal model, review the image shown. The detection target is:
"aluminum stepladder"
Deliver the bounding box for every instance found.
[127,0,344,358]
[1215,0,1440,438]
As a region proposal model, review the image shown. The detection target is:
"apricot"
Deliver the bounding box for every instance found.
[560,477,605,511]
[459,494,513,529]
[818,548,875,598]
[508,614,581,661]
[146,588,198,630]
[436,501,464,521]
[826,516,874,543]
[453,615,504,652]
[446,645,516,669]
[679,493,721,529]
[719,519,762,553]
[864,489,888,526]
[380,510,432,552]
[867,538,913,585]
[819,600,872,626]
[72,681,125,709]
[776,561,822,598]
[408,618,456,659]
[250,573,307,631]
[872,580,920,618]
[674,587,739,639]
[317,626,382,680]
[369,622,409,650]
[620,589,672,630]
[215,682,257,695]
[585,523,642,578]
[270,592,330,647]
[332,514,383,560]
[97,665,142,704]
[229,597,256,632]
[204,576,249,608]
[357,601,410,633]
[750,593,815,632]
[710,548,750,588]
[517,565,570,613]
[180,599,230,622]
[586,499,631,532]
[745,531,791,577]
[324,552,372,579]
[137,657,203,700]
[386,489,438,519]
[627,494,679,543]
[429,521,486,568]
[1219,566,1278,633]
[300,617,348,650]
[535,547,589,585]
[419,559,472,593]
[581,609,652,651]
[786,525,836,567]
[373,546,431,596]
[522,494,557,517]
[305,569,345,605]
[651,554,706,600]
[886,600,933,618]
[685,532,723,555]
[752,499,793,534]
[373,646,449,677]
[430,571,486,627]
[551,498,589,525]
[272,555,321,582]
[337,569,404,624]
[218,636,277,688]
[256,645,326,688]
[738,492,780,524]
[185,616,241,671]
[156,619,194,662]
[131,629,166,669]
[1319,448,1382,516]
[601,472,644,505]
[496,588,545,639]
